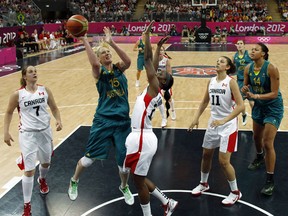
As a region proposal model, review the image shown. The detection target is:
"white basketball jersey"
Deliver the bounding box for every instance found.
[209,76,235,120]
[158,57,168,71]
[18,85,50,131]
[131,88,162,129]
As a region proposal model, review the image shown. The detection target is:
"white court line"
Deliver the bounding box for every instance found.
[81,190,273,216]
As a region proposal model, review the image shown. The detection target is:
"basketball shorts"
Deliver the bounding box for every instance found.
[252,100,284,129]
[203,118,238,153]
[19,127,53,171]
[85,117,131,166]
[137,55,145,71]
[124,129,157,176]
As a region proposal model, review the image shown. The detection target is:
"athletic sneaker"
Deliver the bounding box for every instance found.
[242,112,248,126]
[261,181,274,196]
[222,190,242,206]
[119,185,134,205]
[68,178,79,201]
[22,202,31,216]
[171,110,176,121]
[162,199,178,216]
[161,119,167,128]
[191,182,210,196]
[248,157,265,170]
[37,177,49,194]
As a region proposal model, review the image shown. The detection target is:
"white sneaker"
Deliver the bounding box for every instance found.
[68,178,79,201]
[163,198,178,216]
[242,112,248,126]
[161,119,167,128]
[135,80,140,87]
[119,185,134,205]
[191,182,210,196]
[171,110,176,120]
[222,190,242,206]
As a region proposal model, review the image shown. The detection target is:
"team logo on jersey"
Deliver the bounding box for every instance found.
[39,92,45,96]
[172,65,217,78]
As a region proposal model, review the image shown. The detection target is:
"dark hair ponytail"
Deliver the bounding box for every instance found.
[257,42,269,60]
[164,90,171,118]
[162,73,174,118]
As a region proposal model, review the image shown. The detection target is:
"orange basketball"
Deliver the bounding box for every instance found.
[66,15,88,37]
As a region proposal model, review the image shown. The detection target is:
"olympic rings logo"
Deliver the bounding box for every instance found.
[0,64,21,72]
[199,35,208,39]
[257,37,271,43]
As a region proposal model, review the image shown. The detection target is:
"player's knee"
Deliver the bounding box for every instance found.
[80,156,94,168]
[118,165,130,174]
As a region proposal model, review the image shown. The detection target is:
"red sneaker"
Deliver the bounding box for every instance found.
[37,177,49,194]
[22,202,31,216]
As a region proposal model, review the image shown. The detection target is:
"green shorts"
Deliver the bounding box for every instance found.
[252,100,284,129]
[84,116,131,166]
[137,55,144,71]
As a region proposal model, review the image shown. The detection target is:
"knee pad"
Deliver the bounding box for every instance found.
[118,165,130,174]
[80,157,94,168]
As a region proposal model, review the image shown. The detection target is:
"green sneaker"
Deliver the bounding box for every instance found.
[68,178,79,201]
[261,182,274,196]
[119,185,134,205]
[248,157,265,170]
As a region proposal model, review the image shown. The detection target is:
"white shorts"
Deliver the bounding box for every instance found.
[202,118,238,153]
[124,129,157,176]
[19,127,53,171]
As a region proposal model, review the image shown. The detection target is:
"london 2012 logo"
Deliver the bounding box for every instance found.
[172,65,217,78]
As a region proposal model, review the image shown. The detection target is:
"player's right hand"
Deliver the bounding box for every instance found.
[4,133,14,146]
[187,120,199,132]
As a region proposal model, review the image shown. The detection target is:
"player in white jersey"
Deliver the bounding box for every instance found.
[4,65,62,216]
[188,56,244,206]
[157,46,176,128]
[124,21,178,216]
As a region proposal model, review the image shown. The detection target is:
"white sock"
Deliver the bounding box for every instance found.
[151,187,169,205]
[169,99,175,111]
[141,203,152,216]
[228,179,238,191]
[22,175,34,203]
[39,165,49,179]
[159,103,166,119]
[200,171,209,183]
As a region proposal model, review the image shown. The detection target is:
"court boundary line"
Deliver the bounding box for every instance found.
[81,190,274,216]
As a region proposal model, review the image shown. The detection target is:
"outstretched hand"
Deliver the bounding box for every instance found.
[103,27,112,44]
[144,20,155,35]
[157,36,170,47]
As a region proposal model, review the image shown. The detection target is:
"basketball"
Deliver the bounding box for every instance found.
[66,15,88,37]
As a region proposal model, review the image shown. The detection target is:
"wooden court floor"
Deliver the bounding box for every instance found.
[0,41,287,199]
